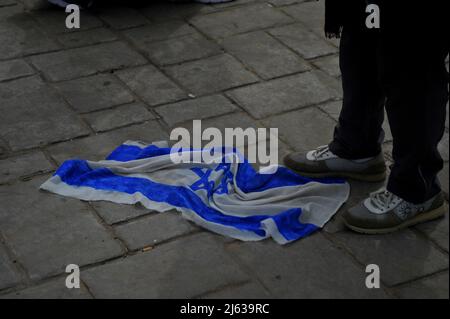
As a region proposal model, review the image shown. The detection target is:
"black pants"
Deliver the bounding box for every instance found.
[329,4,449,204]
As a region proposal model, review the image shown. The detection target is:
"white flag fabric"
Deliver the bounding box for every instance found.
[40,141,350,244]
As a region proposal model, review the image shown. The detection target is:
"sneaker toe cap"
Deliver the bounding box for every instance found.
[283,152,322,173]
[343,203,400,230]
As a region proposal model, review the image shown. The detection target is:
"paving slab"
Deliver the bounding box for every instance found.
[269,23,338,59]
[1,276,92,299]
[114,211,198,250]
[0,76,90,151]
[31,8,103,34]
[91,201,155,225]
[83,102,155,133]
[391,271,449,299]
[98,6,149,30]
[439,163,449,199]
[47,121,168,164]
[155,94,236,127]
[54,74,135,113]
[189,3,293,39]
[226,233,389,298]
[116,65,187,106]
[82,233,249,298]
[221,30,311,80]
[280,1,328,39]
[202,281,272,299]
[165,54,258,96]
[56,28,118,49]
[143,33,222,66]
[0,151,53,184]
[171,112,264,148]
[123,21,195,45]
[0,244,22,291]
[0,59,34,82]
[30,42,147,82]
[0,176,124,280]
[140,1,215,22]
[0,13,60,59]
[438,133,449,162]
[331,229,449,287]
[227,71,339,119]
[415,211,449,253]
[312,54,341,78]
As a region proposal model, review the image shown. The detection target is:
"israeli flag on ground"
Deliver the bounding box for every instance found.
[40,141,350,245]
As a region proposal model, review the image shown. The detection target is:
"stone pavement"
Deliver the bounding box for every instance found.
[0,0,448,299]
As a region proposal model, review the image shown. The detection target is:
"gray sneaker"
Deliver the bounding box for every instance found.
[284,145,387,182]
[343,189,447,234]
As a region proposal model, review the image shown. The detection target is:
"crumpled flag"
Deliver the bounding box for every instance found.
[40,141,349,244]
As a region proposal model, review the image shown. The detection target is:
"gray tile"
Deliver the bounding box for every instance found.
[269,23,338,59]
[30,42,147,82]
[332,229,449,286]
[439,163,449,200]
[98,6,148,30]
[91,201,154,225]
[392,271,449,299]
[312,54,341,78]
[227,234,389,298]
[31,9,103,34]
[155,94,236,127]
[0,151,53,184]
[54,74,135,113]
[0,176,124,280]
[171,112,263,148]
[0,0,17,6]
[416,210,449,252]
[269,0,306,7]
[221,31,311,80]
[123,21,195,45]
[438,133,448,162]
[47,121,168,164]
[202,281,271,299]
[114,212,197,250]
[0,76,90,151]
[82,233,249,298]
[280,1,329,39]
[165,54,258,96]
[116,65,187,106]
[318,100,341,121]
[0,59,34,82]
[262,107,336,152]
[84,103,155,132]
[0,244,21,290]
[143,33,222,66]
[190,3,293,39]
[228,71,339,119]
[1,276,92,299]
[56,28,117,49]
[0,15,60,59]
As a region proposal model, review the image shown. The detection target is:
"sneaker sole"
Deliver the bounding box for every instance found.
[291,170,387,183]
[344,202,448,235]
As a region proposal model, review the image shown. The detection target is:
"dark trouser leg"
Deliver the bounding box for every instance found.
[381,34,449,204]
[329,26,386,160]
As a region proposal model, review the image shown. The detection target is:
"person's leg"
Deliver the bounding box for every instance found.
[284,11,387,182]
[342,2,449,234]
[329,26,386,160]
[381,25,449,204]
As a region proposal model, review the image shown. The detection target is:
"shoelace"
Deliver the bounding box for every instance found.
[369,189,401,211]
[313,145,333,160]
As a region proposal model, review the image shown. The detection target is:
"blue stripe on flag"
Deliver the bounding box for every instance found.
[105,144,346,194]
[54,159,319,241]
